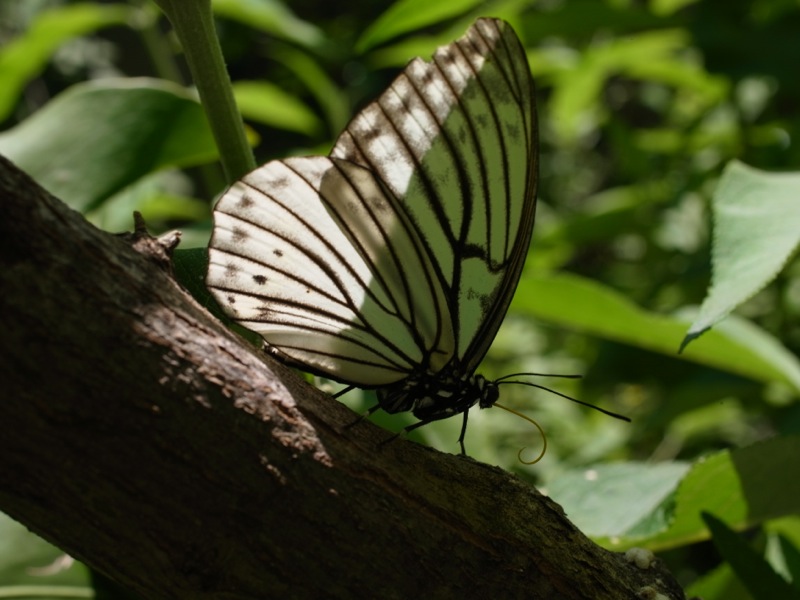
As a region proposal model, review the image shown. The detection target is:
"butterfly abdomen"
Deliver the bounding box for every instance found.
[378,363,500,424]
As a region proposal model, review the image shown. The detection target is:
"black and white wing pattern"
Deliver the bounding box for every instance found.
[207,18,538,441]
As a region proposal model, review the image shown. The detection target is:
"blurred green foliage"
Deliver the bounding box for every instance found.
[1,0,799,597]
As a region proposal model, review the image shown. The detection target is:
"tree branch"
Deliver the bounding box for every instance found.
[0,155,685,599]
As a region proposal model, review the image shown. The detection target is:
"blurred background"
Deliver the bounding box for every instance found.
[1,1,799,597]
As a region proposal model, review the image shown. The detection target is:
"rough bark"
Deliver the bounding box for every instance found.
[0,155,685,599]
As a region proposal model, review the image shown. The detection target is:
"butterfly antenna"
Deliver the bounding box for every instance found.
[493,402,547,465]
[496,378,631,422]
[496,372,582,381]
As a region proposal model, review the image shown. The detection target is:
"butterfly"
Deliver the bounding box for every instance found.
[206,18,540,454]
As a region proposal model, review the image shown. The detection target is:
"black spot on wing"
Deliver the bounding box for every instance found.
[362,127,382,144]
[238,193,255,210]
[506,121,521,143]
[231,226,249,243]
[253,274,267,285]
[271,175,291,189]
[439,49,458,69]
[419,69,436,87]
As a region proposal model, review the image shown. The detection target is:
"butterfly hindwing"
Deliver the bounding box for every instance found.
[207,156,452,385]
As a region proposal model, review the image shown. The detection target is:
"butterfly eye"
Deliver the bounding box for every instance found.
[206,18,538,455]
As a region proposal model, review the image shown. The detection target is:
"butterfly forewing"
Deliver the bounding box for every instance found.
[207,18,536,392]
[457,20,538,369]
[330,18,537,371]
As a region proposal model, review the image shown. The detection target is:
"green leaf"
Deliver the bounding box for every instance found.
[703,512,797,600]
[638,435,800,551]
[364,7,529,69]
[650,0,702,16]
[512,273,800,393]
[355,0,484,53]
[550,30,685,141]
[232,80,323,136]
[544,462,690,538]
[548,29,726,142]
[775,534,800,589]
[267,46,350,134]
[684,161,800,348]
[686,562,751,600]
[0,2,131,121]
[212,0,325,51]
[0,79,218,213]
[85,170,209,233]
[0,512,91,591]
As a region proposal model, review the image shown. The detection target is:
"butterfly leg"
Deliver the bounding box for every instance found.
[332,385,357,399]
[382,415,471,456]
[377,418,428,449]
[456,411,470,455]
[344,402,381,430]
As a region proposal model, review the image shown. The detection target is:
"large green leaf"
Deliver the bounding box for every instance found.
[684,161,800,348]
[544,462,690,538]
[637,435,800,551]
[0,79,218,212]
[547,438,800,552]
[512,272,800,393]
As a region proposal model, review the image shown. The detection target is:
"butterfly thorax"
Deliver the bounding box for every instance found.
[377,363,499,424]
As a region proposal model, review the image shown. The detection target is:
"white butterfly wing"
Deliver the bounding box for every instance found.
[207,156,453,385]
[207,18,536,385]
[331,18,537,371]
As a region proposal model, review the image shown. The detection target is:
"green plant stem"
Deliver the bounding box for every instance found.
[153,0,255,183]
